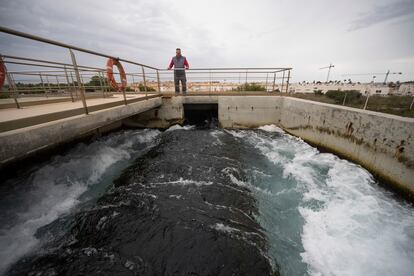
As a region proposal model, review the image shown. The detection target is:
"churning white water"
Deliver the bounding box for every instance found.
[1,125,413,276]
[0,129,160,274]
[225,125,414,276]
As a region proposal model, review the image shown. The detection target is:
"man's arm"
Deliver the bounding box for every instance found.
[184,58,189,70]
[168,58,174,70]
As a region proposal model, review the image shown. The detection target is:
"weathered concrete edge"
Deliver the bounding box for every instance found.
[0,97,162,166]
[218,96,414,199]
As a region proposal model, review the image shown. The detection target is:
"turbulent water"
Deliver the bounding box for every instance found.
[1,125,413,275]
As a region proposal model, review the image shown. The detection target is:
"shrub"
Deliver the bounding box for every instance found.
[326,90,361,104]
[237,83,266,91]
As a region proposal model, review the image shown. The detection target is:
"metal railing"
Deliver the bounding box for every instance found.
[0,26,292,115]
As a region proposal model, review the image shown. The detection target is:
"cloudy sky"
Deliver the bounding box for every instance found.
[0,0,413,82]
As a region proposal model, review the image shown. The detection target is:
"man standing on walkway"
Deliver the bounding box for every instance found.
[168,48,190,94]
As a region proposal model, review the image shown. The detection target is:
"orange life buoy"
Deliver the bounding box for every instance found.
[106,58,127,91]
[0,59,6,91]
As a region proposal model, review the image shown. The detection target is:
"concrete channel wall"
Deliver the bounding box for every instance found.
[131,95,414,198]
[1,94,413,199]
[218,96,414,198]
[0,97,162,166]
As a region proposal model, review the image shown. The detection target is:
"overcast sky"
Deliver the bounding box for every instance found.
[0,0,413,83]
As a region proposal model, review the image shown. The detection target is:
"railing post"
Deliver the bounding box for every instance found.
[272,72,276,92]
[98,71,106,98]
[63,66,74,102]
[69,49,88,115]
[131,74,136,92]
[46,75,52,97]
[141,66,147,97]
[245,69,248,92]
[156,69,161,94]
[209,70,212,93]
[5,72,20,109]
[281,71,285,93]
[39,73,48,98]
[363,94,370,110]
[285,70,290,93]
[55,75,61,91]
[410,96,414,110]
[0,55,19,109]
[265,73,269,92]
[342,92,347,106]
[69,71,79,99]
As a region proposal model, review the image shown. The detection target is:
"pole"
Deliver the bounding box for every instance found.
[98,71,106,98]
[285,70,290,93]
[45,75,52,97]
[141,66,147,97]
[69,71,78,99]
[342,92,347,106]
[245,70,248,92]
[209,70,212,93]
[63,66,74,102]
[69,49,88,115]
[363,93,370,110]
[410,96,414,110]
[281,71,285,93]
[156,69,161,93]
[39,73,48,98]
[272,72,276,92]
[383,70,390,84]
[5,72,20,108]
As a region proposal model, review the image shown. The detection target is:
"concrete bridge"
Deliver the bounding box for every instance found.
[0,26,413,200]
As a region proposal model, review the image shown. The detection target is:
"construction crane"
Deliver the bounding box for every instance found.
[320,63,335,82]
[342,70,402,84]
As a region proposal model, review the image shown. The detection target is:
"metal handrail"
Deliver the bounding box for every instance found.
[0,26,293,112]
[0,26,157,70]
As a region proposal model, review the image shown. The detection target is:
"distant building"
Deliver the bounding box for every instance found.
[398,83,413,96]
[289,83,393,95]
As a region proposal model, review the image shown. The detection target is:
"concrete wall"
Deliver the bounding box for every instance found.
[0,97,162,165]
[110,95,414,197]
[125,95,219,128]
[218,96,414,198]
[3,94,413,198]
[218,96,283,128]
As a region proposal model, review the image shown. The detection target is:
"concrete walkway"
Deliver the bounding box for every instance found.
[0,94,158,132]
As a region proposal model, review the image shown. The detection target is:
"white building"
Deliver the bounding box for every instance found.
[398,83,413,96]
[289,83,392,95]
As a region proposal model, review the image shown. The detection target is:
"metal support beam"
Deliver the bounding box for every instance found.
[363,94,370,110]
[156,70,161,93]
[69,49,88,115]
[285,70,290,93]
[141,66,147,97]
[63,66,74,102]
[98,71,106,98]
[281,71,285,93]
[2,54,21,108]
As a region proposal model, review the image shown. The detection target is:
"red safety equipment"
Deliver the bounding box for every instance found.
[106,58,127,91]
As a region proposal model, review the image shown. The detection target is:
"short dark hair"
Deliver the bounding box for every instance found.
[176,48,181,50]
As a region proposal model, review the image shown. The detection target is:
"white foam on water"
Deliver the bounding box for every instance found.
[151,177,213,187]
[299,159,414,276]
[212,223,239,234]
[238,127,414,276]
[258,124,285,134]
[0,129,161,274]
[210,129,224,145]
[165,124,195,132]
